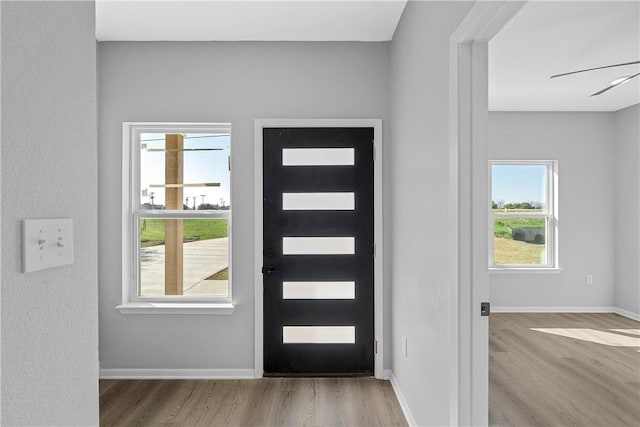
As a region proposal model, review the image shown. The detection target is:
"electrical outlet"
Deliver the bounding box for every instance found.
[586,274,593,285]
[402,336,408,358]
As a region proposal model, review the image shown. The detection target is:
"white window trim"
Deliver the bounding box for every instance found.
[489,267,562,275]
[119,122,234,314]
[489,160,559,271]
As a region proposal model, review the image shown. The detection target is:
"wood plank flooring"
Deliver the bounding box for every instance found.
[100,377,407,427]
[490,313,640,427]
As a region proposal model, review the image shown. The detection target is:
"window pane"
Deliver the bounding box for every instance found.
[139,133,231,211]
[138,218,229,296]
[282,192,355,211]
[282,281,355,299]
[493,218,547,265]
[282,237,355,255]
[491,164,548,212]
[282,148,354,166]
[282,326,355,344]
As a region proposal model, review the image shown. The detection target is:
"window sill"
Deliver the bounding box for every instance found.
[116,302,235,315]
[489,267,562,275]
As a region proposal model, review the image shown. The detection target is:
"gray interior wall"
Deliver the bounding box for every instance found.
[488,112,616,308]
[98,42,390,370]
[389,1,474,425]
[0,1,3,420]
[614,104,640,315]
[0,1,3,421]
[1,2,98,425]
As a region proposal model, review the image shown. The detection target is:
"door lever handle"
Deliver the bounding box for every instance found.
[261,265,278,275]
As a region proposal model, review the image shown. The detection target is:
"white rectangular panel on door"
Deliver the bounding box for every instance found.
[282,192,355,211]
[282,237,355,255]
[282,148,354,166]
[283,281,355,299]
[282,326,356,344]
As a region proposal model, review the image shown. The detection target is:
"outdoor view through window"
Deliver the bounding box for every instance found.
[137,131,231,297]
[490,162,555,267]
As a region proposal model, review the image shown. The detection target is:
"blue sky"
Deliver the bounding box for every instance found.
[491,164,547,205]
[140,133,230,208]
[139,138,544,209]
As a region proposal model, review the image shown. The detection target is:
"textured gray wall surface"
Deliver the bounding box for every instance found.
[614,104,640,315]
[98,41,390,370]
[489,112,616,309]
[1,1,98,425]
[389,2,475,425]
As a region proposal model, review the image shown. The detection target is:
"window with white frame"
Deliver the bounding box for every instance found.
[121,123,232,307]
[490,161,558,269]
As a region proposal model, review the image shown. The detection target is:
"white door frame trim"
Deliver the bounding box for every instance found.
[449,2,527,425]
[253,118,384,379]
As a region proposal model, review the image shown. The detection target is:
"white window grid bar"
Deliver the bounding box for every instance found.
[136,210,231,219]
[492,212,550,218]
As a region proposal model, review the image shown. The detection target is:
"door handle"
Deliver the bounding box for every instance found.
[261,265,278,275]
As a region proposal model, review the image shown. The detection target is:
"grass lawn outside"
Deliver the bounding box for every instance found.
[493,236,546,265]
[493,217,545,239]
[492,210,546,264]
[206,268,229,280]
[140,218,228,247]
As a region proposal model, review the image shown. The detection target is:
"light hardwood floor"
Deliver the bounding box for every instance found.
[490,313,640,427]
[100,377,407,426]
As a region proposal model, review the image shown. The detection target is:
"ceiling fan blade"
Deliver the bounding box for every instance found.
[551,60,640,79]
[590,72,640,97]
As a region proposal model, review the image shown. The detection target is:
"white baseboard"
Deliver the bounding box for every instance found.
[492,306,640,321]
[100,368,397,381]
[492,306,616,313]
[614,307,640,321]
[100,368,256,380]
[389,373,417,427]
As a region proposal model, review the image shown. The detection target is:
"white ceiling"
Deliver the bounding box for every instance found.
[95,0,407,42]
[96,1,639,112]
[489,1,640,112]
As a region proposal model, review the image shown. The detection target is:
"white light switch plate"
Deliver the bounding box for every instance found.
[22,218,74,273]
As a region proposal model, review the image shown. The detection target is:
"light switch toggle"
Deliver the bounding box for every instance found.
[38,238,47,249]
[57,238,65,248]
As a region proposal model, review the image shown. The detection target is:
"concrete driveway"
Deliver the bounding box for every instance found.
[140,237,229,296]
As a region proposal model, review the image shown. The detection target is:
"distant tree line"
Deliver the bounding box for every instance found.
[197,203,230,210]
[492,200,542,210]
[141,202,230,210]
